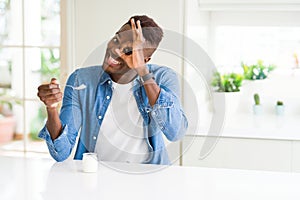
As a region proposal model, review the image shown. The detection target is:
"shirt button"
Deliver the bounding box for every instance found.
[108,80,111,84]
[98,115,102,119]
[106,96,110,100]
[93,136,97,140]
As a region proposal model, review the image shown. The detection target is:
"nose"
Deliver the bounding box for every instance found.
[111,47,121,57]
[108,44,119,56]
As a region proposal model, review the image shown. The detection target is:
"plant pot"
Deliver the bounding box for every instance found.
[212,91,242,119]
[253,105,263,115]
[276,105,284,116]
[0,116,16,143]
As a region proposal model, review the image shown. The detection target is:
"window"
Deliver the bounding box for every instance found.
[0,0,61,156]
[187,11,300,72]
[185,1,300,136]
[212,12,300,72]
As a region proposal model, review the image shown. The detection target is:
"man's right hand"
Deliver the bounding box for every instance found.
[37,78,62,109]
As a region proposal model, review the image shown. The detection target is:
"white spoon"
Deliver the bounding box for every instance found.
[65,84,87,90]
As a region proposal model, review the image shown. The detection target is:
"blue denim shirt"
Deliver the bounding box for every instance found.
[38,64,188,165]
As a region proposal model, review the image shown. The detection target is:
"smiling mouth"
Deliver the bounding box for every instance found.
[107,54,121,67]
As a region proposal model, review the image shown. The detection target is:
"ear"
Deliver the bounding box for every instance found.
[144,57,151,63]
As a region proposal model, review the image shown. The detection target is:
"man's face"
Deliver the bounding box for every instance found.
[103,24,135,75]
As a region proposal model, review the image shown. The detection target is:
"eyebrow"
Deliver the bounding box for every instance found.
[114,32,121,40]
[113,31,134,43]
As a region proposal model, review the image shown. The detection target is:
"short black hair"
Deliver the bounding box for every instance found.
[124,15,164,48]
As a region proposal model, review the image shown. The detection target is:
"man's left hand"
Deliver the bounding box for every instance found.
[116,18,147,73]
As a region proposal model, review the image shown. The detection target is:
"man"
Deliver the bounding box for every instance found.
[37,15,188,165]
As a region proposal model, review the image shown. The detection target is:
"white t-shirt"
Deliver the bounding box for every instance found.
[95,81,150,163]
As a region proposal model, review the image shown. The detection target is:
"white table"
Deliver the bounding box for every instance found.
[1,156,300,200]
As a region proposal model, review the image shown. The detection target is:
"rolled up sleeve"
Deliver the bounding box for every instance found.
[38,124,72,161]
[149,70,188,141]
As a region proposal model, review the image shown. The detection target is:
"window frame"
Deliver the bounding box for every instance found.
[0,0,67,154]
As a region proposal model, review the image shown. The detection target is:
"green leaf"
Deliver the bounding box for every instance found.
[211,71,244,92]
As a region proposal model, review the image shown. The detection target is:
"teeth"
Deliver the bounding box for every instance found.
[109,56,120,65]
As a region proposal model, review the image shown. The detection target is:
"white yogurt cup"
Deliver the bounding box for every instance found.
[82,153,98,173]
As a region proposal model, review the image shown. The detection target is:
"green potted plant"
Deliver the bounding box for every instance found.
[253,93,263,115]
[276,100,284,116]
[211,71,244,116]
[242,60,275,80]
[211,72,243,92]
[0,89,20,143]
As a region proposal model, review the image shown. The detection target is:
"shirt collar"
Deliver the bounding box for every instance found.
[98,66,112,85]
